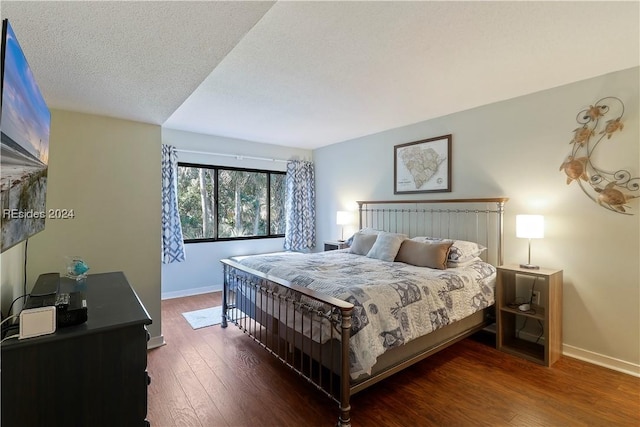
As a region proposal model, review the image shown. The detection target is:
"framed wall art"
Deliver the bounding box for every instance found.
[394,134,451,194]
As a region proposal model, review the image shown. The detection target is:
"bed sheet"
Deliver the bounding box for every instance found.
[232,250,496,378]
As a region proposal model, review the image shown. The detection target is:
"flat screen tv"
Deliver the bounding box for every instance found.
[0,18,51,253]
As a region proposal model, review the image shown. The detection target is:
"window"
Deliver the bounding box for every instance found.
[177,163,286,242]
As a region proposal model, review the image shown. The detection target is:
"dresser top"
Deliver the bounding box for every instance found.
[2,271,151,349]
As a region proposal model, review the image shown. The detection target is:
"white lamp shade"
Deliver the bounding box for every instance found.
[336,211,351,225]
[516,215,544,239]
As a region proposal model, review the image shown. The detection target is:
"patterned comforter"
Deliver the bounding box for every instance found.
[232,250,496,379]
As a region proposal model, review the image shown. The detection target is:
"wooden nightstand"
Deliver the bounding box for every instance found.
[324,240,348,251]
[496,265,563,366]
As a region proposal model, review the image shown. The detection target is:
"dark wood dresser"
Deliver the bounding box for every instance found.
[1,272,152,427]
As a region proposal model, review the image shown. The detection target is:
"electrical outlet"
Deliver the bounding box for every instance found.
[532,291,541,306]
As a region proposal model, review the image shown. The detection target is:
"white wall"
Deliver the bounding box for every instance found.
[160,128,312,298]
[314,67,640,374]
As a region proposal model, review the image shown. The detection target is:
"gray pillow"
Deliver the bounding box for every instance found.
[395,239,453,270]
[366,232,406,262]
[345,227,381,247]
[349,232,378,256]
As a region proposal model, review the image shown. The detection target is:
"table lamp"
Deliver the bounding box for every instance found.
[336,211,351,241]
[516,214,544,269]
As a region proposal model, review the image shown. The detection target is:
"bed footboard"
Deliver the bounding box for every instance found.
[221,258,355,427]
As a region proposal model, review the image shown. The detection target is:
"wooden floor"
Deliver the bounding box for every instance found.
[148,293,639,427]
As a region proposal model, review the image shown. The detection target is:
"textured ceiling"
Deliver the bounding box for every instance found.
[2,1,275,125]
[2,1,639,150]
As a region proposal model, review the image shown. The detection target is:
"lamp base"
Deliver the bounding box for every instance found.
[519,263,540,270]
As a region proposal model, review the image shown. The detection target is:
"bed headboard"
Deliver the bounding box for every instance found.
[357,198,508,266]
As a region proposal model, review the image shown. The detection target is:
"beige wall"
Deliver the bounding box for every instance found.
[314,67,640,375]
[1,110,163,342]
[0,242,28,314]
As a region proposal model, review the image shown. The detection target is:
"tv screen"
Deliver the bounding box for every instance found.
[0,19,51,253]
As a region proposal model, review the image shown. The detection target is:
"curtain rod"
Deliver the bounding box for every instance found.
[175,148,288,164]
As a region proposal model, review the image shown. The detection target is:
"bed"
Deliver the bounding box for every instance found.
[220,198,507,426]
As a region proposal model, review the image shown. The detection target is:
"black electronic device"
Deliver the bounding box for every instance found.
[25,272,60,308]
[24,273,60,309]
[55,291,88,327]
[30,272,60,297]
[26,272,88,328]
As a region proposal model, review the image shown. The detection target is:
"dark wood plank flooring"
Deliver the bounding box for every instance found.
[148,293,639,426]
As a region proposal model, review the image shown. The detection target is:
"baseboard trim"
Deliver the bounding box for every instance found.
[510,330,638,377]
[563,343,640,377]
[147,335,166,350]
[161,285,223,300]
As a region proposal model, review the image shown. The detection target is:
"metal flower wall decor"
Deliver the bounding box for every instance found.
[560,97,639,214]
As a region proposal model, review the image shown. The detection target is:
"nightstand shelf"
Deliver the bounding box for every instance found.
[324,240,348,251]
[500,335,545,362]
[499,304,545,321]
[496,265,563,367]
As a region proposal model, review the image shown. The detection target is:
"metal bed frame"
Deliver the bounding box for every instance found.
[220,197,507,426]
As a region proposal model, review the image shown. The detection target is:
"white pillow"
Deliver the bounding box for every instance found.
[448,240,486,263]
[349,232,378,255]
[366,232,407,262]
[447,256,482,268]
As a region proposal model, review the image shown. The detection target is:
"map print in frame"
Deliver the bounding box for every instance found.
[394,134,452,194]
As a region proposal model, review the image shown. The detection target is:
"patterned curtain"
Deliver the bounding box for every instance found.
[161,144,186,263]
[284,160,316,251]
